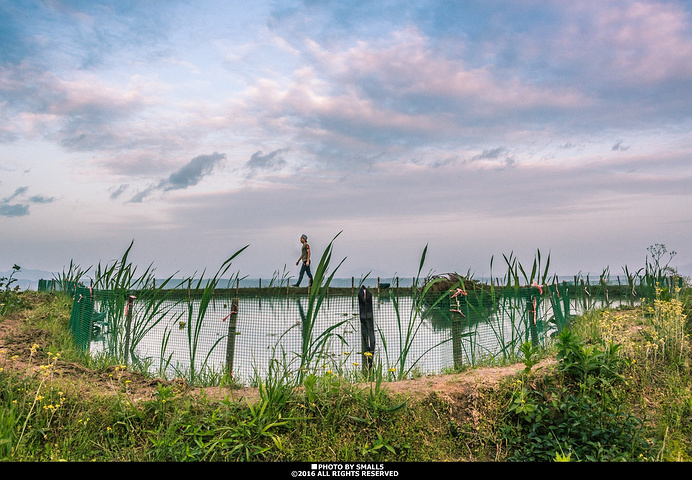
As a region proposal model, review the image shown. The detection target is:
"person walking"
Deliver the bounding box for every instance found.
[293,234,313,287]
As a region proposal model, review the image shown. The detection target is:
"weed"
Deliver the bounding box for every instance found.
[200,398,290,461]
[0,264,26,316]
[555,330,626,384]
[642,284,688,364]
[361,431,411,461]
[519,341,541,373]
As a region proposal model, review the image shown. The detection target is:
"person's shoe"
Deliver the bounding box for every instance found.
[292,283,300,287]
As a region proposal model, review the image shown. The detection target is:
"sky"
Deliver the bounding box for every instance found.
[1,0,692,283]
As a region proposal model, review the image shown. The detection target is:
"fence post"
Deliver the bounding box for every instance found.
[358,286,375,373]
[225,298,239,378]
[124,295,136,364]
[450,295,465,370]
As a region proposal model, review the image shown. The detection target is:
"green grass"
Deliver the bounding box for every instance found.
[2,282,692,462]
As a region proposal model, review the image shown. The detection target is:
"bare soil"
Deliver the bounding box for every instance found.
[0,294,555,406]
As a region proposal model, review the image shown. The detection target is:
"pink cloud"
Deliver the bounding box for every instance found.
[555,1,692,85]
[308,27,588,110]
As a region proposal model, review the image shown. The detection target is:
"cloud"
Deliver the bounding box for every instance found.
[28,194,55,204]
[163,152,226,191]
[267,3,692,151]
[127,152,226,202]
[0,204,29,217]
[109,184,129,200]
[611,140,629,152]
[467,147,515,168]
[243,148,288,178]
[3,186,28,201]
[0,62,152,155]
[472,148,507,161]
[429,146,516,169]
[236,24,598,170]
[158,145,692,275]
[0,186,55,217]
[561,1,692,85]
[2,0,692,278]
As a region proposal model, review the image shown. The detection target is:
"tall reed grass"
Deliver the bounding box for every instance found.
[65,239,673,389]
[382,245,448,380]
[178,246,248,383]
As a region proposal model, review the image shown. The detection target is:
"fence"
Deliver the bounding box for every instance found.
[65,279,588,385]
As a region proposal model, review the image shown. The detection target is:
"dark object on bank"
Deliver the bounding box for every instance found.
[358,286,376,369]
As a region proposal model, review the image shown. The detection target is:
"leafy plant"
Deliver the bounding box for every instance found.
[519,341,541,373]
[504,383,651,461]
[0,264,25,316]
[555,329,625,384]
[361,431,411,461]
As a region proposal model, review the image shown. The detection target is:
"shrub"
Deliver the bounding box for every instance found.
[503,330,653,461]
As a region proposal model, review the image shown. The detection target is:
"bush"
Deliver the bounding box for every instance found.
[502,330,654,461]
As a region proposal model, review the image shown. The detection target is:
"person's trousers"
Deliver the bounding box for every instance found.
[296,262,313,286]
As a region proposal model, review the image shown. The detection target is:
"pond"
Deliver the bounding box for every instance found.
[85,285,633,384]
